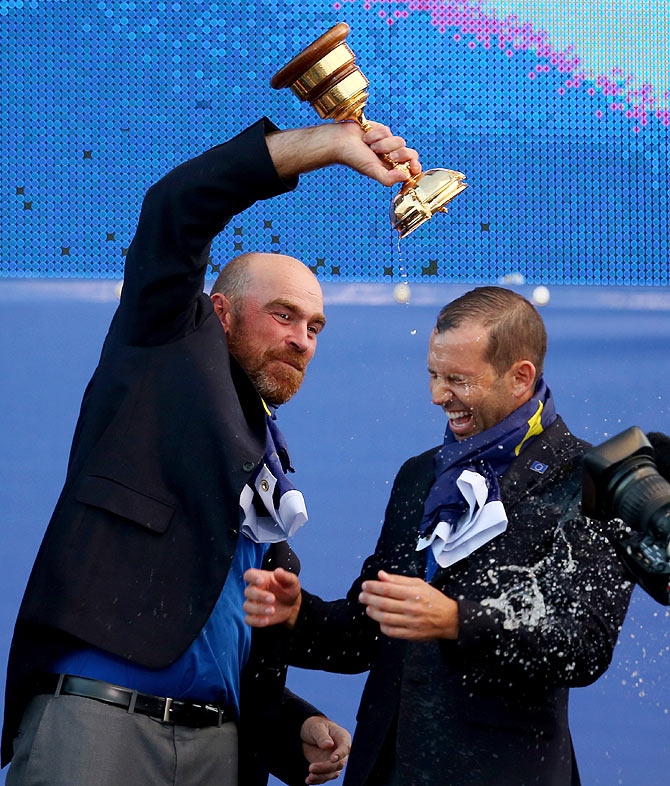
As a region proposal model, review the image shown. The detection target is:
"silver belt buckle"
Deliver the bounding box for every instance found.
[162,697,173,722]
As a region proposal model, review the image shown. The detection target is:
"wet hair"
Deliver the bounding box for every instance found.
[210,254,254,307]
[435,286,546,380]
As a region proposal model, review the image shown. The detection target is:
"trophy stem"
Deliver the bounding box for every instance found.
[356,112,372,132]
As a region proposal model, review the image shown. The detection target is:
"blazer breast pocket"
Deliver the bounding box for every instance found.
[75,474,176,534]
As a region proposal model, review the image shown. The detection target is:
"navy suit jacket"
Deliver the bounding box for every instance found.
[3,120,317,785]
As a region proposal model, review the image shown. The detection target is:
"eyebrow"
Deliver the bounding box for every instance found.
[267,298,327,328]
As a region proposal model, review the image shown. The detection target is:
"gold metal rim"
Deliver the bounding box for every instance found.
[289,43,356,100]
[391,171,469,238]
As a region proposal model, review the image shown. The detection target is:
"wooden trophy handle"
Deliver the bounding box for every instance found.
[271,22,351,89]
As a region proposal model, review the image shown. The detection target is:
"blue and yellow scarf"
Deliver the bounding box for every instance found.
[418,377,556,577]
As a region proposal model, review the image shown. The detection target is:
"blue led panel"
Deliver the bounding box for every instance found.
[2,0,668,284]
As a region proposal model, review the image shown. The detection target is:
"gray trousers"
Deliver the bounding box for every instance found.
[7,695,238,786]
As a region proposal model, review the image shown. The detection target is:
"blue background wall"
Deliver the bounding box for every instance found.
[1,283,669,784]
[3,0,669,285]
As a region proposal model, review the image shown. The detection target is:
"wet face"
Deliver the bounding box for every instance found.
[216,255,325,406]
[427,322,529,440]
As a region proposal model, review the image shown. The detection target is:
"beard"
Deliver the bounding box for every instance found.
[245,353,306,405]
[227,332,307,405]
[225,309,310,405]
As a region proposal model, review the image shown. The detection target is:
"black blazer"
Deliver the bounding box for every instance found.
[3,120,316,784]
[289,418,633,786]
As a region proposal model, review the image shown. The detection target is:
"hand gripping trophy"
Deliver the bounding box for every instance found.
[271,22,468,238]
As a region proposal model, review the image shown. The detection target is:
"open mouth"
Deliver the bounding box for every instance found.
[446,409,474,435]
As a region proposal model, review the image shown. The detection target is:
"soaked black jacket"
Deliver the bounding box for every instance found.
[290,418,633,786]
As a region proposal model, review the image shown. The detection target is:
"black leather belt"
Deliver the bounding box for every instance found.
[37,674,234,728]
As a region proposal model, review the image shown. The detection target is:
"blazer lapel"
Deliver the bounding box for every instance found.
[499,416,574,508]
[405,419,580,583]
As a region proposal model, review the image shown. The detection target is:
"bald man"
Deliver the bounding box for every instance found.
[3,118,421,786]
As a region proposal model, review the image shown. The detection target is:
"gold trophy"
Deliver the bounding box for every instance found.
[271,22,467,238]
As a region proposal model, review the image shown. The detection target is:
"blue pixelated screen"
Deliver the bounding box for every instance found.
[2,0,668,284]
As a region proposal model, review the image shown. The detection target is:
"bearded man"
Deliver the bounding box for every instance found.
[3,117,420,786]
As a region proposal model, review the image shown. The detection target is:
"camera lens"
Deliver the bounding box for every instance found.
[609,456,670,545]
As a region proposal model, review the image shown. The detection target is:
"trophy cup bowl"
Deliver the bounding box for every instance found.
[271,23,467,238]
[391,168,468,239]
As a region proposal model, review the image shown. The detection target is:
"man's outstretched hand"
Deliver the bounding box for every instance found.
[243,567,302,628]
[301,715,351,785]
[359,570,459,640]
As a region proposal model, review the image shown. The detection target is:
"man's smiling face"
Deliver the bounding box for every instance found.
[216,254,326,406]
[427,321,522,440]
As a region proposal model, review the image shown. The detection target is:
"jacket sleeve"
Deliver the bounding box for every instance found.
[451,479,634,688]
[239,543,324,786]
[116,118,296,347]
[289,584,379,674]
[240,663,323,786]
[287,460,425,673]
[265,688,323,786]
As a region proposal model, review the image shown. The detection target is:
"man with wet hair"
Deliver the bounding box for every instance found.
[3,118,420,786]
[435,285,547,381]
[245,286,633,786]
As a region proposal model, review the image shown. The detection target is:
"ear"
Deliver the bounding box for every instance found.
[210,292,234,335]
[508,359,537,401]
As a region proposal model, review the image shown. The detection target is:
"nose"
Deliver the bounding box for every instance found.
[286,322,311,355]
[431,378,453,406]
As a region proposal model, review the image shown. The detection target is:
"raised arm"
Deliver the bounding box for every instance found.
[118,119,288,345]
[266,121,420,185]
[116,119,419,347]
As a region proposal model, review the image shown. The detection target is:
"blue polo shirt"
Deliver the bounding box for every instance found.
[52,533,269,716]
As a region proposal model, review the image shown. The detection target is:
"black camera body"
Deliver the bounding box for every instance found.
[582,427,670,605]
